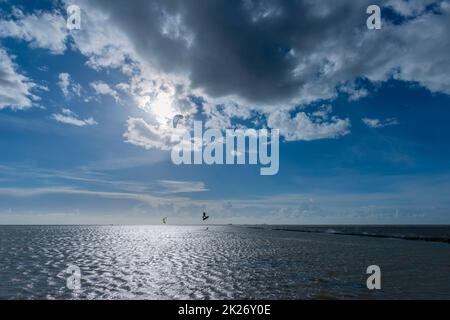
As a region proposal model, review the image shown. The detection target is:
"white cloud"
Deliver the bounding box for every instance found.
[124,117,187,151]
[127,69,197,124]
[0,48,38,110]
[386,0,437,17]
[311,104,333,120]
[267,109,350,141]
[66,5,135,70]
[58,73,70,97]
[203,99,253,130]
[362,117,399,128]
[115,83,130,92]
[58,73,81,98]
[157,180,207,193]
[0,9,67,54]
[339,83,369,101]
[51,108,98,127]
[90,81,119,102]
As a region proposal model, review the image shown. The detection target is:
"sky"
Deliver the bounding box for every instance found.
[0,0,449,224]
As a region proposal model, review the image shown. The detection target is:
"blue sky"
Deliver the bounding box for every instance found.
[1,0,450,224]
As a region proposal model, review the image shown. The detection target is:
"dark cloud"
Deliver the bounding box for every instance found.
[67,0,450,145]
[77,0,375,106]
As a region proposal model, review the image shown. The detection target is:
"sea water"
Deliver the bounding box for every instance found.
[0,225,449,299]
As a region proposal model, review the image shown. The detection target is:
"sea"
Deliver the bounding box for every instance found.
[0,225,449,300]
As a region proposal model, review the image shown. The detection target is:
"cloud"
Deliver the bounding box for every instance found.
[0,186,165,205]
[72,0,450,102]
[0,164,205,196]
[386,0,438,17]
[52,0,450,149]
[2,172,449,224]
[0,9,67,54]
[58,73,82,98]
[66,4,135,70]
[0,48,38,110]
[124,117,186,150]
[362,117,399,128]
[90,81,119,102]
[339,83,369,101]
[267,107,351,141]
[115,82,130,92]
[157,180,208,193]
[51,108,98,127]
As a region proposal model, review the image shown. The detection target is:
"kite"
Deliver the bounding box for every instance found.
[172,114,184,128]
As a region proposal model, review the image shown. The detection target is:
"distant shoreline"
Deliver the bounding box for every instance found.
[245,226,450,244]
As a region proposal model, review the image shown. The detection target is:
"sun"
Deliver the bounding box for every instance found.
[151,91,177,124]
[136,89,178,125]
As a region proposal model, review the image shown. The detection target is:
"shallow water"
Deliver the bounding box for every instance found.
[0,225,449,299]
